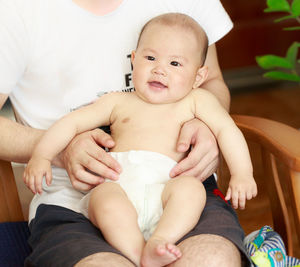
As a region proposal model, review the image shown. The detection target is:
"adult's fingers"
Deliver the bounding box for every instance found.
[68,170,104,192]
[91,128,115,149]
[170,150,202,178]
[67,161,107,191]
[176,120,196,152]
[85,145,122,174]
[170,147,218,180]
[62,130,121,190]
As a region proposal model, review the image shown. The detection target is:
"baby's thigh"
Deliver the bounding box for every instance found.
[162,176,206,206]
[88,182,128,219]
[90,182,127,207]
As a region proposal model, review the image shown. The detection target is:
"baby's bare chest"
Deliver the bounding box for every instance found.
[109,96,195,160]
[111,101,194,135]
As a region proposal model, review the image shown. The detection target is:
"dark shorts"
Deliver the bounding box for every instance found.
[25,175,251,267]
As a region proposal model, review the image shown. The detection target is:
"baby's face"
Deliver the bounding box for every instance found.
[132,23,203,104]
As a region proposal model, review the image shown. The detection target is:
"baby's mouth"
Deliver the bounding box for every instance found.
[148,81,167,89]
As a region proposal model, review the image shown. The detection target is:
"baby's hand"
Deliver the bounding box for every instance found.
[225,175,257,209]
[23,157,52,194]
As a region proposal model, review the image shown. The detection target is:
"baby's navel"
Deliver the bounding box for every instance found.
[122,117,130,123]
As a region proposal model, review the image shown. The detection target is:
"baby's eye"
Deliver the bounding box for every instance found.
[146,56,155,61]
[170,61,181,67]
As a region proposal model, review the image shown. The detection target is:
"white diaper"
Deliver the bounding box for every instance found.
[79,150,177,240]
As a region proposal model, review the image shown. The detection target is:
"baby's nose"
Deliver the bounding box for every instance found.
[152,65,166,76]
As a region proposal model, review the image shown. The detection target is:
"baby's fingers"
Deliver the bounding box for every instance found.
[225,188,231,201]
[23,171,44,194]
[45,170,52,186]
[27,174,37,194]
[35,175,43,195]
[246,190,253,200]
[246,186,258,200]
[252,185,258,197]
[23,171,33,193]
[231,190,239,209]
[35,170,52,194]
[238,193,246,210]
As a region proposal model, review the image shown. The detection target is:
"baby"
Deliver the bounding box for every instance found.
[24,13,257,267]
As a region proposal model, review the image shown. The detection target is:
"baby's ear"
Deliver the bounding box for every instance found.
[193,66,208,89]
[131,51,136,63]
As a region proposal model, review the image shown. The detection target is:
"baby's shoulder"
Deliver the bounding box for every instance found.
[99,91,132,102]
[101,91,140,110]
[190,88,215,99]
[189,88,221,106]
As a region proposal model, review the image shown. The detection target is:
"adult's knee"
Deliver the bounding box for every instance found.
[75,252,134,267]
[170,234,242,267]
[203,247,241,267]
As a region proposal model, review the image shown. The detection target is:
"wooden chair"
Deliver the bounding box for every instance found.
[220,115,300,257]
[0,115,299,264]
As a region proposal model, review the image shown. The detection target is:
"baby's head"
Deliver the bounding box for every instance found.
[137,13,208,66]
[131,13,209,104]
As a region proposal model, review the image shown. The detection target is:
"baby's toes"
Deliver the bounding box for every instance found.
[166,243,182,258]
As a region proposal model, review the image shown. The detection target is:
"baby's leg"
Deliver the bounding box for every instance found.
[141,176,206,267]
[89,182,145,266]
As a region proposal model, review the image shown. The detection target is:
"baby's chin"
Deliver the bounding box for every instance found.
[135,90,184,105]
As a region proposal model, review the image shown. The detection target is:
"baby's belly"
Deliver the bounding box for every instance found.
[111,137,185,163]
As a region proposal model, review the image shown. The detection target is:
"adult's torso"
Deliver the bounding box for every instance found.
[2,0,232,129]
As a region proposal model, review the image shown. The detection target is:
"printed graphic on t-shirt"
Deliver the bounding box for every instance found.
[123,54,135,93]
[71,54,135,112]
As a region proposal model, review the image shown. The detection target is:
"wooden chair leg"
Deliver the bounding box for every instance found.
[0,160,24,222]
[289,170,300,248]
[261,150,293,255]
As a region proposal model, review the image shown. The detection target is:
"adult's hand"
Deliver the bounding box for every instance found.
[57,128,122,191]
[170,119,219,181]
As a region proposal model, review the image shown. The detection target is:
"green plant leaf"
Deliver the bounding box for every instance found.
[264,0,291,12]
[256,55,294,69]
[286,42,300,67]
[274,14,297,22]
[263,71,300,81]
[291,0,300,16]
[283,26,300,30]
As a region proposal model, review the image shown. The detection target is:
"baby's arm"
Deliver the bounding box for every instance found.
[23,93,120,194]
[192,89,257,209]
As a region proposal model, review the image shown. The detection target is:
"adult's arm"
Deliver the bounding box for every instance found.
[0,93,44,163]
[201,44,230,111]
[0,93,119,191]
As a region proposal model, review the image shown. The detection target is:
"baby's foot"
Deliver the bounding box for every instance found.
[140,237,182,267]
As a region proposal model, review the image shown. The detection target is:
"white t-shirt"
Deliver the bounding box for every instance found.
[0,0,233,221]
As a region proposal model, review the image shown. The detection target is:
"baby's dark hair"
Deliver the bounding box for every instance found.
[137,13,208,66]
